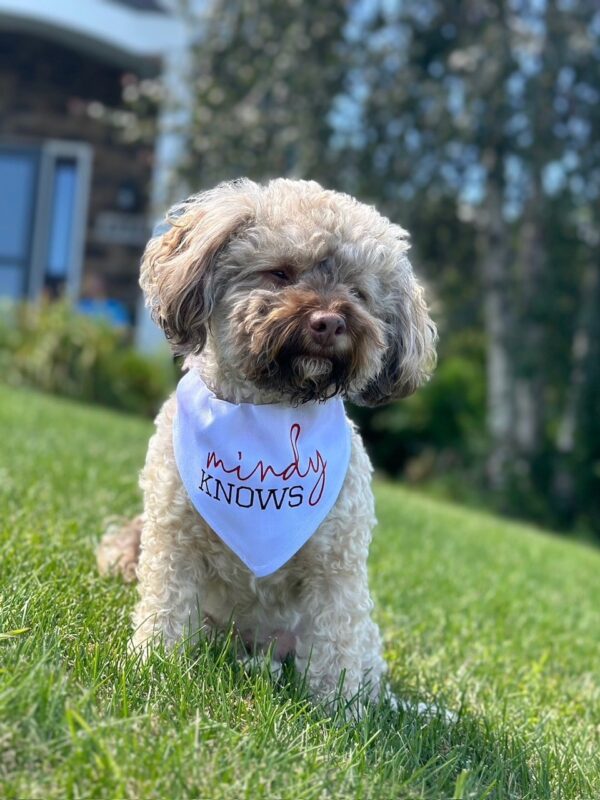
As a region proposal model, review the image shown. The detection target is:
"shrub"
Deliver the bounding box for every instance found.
[0,301,175,417]
[349,331,487,484]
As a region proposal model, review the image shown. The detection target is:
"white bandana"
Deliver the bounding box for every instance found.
[173,370,352,577]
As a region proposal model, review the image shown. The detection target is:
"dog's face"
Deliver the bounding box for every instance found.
[141,179,436,405]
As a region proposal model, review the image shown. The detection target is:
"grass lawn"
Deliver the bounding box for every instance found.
[1,383,599,799]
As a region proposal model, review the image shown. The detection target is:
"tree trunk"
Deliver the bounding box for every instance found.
[553,258,600,516]
[480,173,515,491]
[513,178,546,463]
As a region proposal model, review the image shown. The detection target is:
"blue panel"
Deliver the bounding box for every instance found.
[0,153,37,261]
[46,159,78,278]
[0,265,25,298]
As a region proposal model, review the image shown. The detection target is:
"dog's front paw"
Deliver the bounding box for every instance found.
[128,627,155,661]
[240,653,284,679]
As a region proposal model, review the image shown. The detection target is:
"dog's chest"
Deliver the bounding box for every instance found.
[200,553,304,641]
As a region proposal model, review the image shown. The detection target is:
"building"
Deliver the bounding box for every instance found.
[0,0,189,346]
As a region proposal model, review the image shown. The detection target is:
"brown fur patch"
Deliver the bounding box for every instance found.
[230,287,385,403]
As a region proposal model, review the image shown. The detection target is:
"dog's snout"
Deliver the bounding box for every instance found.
[308,311,347,346]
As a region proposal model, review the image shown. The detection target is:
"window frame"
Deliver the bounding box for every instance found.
[0,138,93,301]
[28,139,93,300]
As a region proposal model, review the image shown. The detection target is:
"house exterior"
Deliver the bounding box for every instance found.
[0,0,189,347]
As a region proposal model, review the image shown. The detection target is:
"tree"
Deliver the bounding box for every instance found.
[167,0,600,534]
[341,0,600,530]
[181,0,350,189]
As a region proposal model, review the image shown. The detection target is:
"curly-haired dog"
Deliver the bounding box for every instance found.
[97,178,436,705]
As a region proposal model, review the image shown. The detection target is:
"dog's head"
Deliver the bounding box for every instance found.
[140,178,436,405]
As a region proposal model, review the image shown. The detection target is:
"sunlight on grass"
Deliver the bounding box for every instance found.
[0,384,599,798]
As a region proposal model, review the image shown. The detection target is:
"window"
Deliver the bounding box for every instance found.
[0,141,92,301]
[46,159,79,285]
[0,150,39,298]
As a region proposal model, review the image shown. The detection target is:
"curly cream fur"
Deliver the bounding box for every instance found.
[101,178,437,706]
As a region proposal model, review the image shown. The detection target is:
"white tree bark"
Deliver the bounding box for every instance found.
[480,175,515,490]
[513,182,545,460]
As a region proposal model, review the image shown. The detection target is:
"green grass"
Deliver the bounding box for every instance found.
[1,384,599,799]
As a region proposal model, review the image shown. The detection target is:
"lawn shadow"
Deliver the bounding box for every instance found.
[129,628,587,800]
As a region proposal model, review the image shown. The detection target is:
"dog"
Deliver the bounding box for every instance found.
[97,178,436,706]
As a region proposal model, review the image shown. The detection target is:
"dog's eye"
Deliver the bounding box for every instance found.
[350,287,367,302]
[268,269,291,282]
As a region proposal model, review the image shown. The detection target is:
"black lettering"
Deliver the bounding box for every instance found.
[288,485,303,508]
[214,478,234,504]
[199,469,213,497]
[256,487,289,510]
[235,486,254,508]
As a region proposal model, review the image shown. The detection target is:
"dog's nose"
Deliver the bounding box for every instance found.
[309,311,347,346]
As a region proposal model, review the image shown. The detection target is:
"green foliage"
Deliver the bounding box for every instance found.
[352,333,486,482]
[1,385,599,798]
[0,302,175,417]
[341,0,600,534]
[172,0,600,536]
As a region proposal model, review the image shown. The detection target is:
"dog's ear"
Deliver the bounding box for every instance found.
[140,180,255,355]
[356,255,437,407]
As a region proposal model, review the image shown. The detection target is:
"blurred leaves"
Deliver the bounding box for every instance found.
[64,0,600,535]
[0,302,175,417]
[181,0,350,186]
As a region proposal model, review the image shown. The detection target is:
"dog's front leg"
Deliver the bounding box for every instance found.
[294,571,386,706]
[130,400,208,655]
[131,516,205,654]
